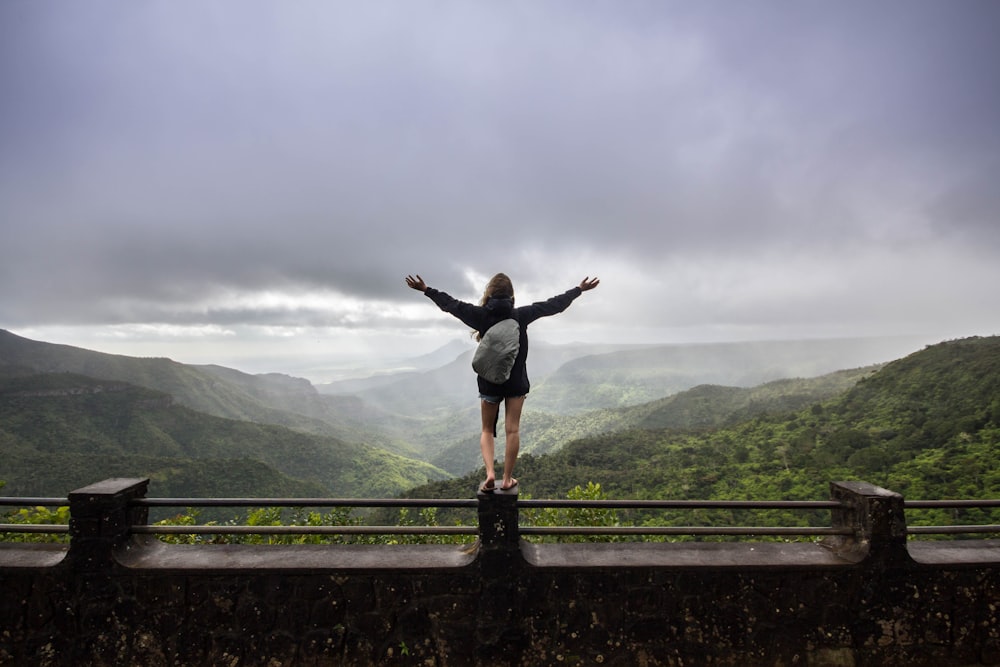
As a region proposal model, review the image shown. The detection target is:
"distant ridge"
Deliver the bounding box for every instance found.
[0,330,450,497]
[335,334,933,419]
[408,335,1000,505]
[530,335,934,413]
[0,329,414,452]
[0,328,950,493]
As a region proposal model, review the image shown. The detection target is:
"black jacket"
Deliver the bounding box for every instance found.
[424,286,583,396]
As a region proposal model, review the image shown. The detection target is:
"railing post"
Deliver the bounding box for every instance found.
[826,480,911,566]
[475,485,526,661]
[476,485,520,551]
[67,478,150,572]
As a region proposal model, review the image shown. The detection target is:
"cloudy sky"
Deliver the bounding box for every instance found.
[2,1,999,381]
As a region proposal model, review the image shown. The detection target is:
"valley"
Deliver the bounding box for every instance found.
[3,328,996,518]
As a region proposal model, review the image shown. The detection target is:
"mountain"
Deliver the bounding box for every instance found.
[527,336,930,414]
[310,340,471,395]
[315,342,677,414]
[424,364,881,475]
[0,329,421,456]
[325,336,929,421]
[0,371,449,498]
[621,365,882,432]
[407,337,1000,521]
[0,328,941,497]
[310,335,927,471]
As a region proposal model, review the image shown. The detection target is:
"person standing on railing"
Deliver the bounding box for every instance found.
[405,272,600,493]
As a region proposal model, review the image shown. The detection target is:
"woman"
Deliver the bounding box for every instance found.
[405,272,600,492]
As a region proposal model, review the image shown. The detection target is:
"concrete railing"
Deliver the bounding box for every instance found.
[3,477,996,561]
[3,479,1000,666]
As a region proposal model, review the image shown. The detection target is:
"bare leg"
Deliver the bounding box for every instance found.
[501,396,525,489]
[480,399,500,487]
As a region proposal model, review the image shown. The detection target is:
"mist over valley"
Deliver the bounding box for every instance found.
[1,328,965,501]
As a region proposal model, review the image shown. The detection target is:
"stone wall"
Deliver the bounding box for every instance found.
[2,479,1000,666]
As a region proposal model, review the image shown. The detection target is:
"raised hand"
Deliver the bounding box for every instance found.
[579,276,600,292]
[405,274,427,292]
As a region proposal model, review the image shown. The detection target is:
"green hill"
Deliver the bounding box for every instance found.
[408,337,1000,521]
[341,335,924,473]
[0,372,449,497]
[426,364,879,476]
[5,327,993,511]
[0,329,419,456]
[333,336,927,419]
[526,336,925,413]
[624,365,881,432]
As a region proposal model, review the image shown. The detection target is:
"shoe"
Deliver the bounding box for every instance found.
[500,478,518,491]
[479,480,495,493]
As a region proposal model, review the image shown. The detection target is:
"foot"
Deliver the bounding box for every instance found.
[500,478,518,491]
[479,479,495,493]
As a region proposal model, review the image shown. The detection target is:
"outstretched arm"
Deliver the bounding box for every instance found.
[516,277,599,325]
[405,274,427,292]
[406,275,485,330]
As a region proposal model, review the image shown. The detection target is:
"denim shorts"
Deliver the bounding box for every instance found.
[479,393,525,404]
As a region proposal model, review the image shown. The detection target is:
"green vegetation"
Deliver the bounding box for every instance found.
[428,365,878,475]
[0,372,448,498]
[410,337,1000,535]
[4,332,1000,543]
[524,337,917,414]
[146,505,473,546]
[0,328,418,454]
[520,482,622,542]
[0,502,69,544]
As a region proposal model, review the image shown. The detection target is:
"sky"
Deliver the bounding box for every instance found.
[2,1,999,382]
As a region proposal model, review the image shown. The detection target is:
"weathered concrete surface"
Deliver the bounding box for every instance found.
[909,540,1000,566]
[118,538,477,572]
[514,547,1000,667]
[3,478,1000,666]
[2,537,1000,666]
[0,542,66,568]
[522,540,860,569]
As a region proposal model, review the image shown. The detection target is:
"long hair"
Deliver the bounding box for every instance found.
[479,273,514,305]
[473,273,514,341]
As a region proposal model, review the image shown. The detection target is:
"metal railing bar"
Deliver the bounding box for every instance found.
[0,524,70,534]
[133,525,477,536]
[518,499,844,510]
[6,493,1000,538]
[13,496,1000,511]
[520,526,854,536]
[133,498,478,509]
[907,525,1000,535]
[905,500,1000,509]
[0,498,67,507]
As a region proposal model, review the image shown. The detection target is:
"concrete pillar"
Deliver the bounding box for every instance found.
[827,480,911,567]
[66,477,150,572]
[475,485,526,662]
[476,485,520,551]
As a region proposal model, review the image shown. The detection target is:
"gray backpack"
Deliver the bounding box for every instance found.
[472,318,520,385]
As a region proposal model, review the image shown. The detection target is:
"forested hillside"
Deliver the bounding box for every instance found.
[0,372,448,497]
[357,336,925,470]
[332,335,926,419]
[409,337,1000,525]
[2,329,925,483]
[0,329,419,456]
[425,365,880,475]
[4,328,985,508]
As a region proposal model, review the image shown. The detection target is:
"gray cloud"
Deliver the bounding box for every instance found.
[2,0,999,368]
